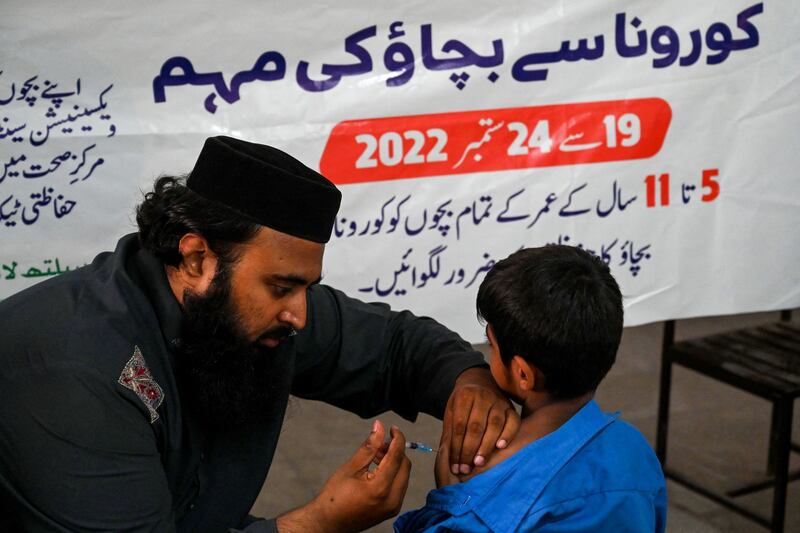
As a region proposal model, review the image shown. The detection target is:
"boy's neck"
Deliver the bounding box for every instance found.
[515,391,594,445]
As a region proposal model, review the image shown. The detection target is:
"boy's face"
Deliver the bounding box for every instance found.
[486,324,514,396]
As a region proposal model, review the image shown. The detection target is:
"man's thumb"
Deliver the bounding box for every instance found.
[349,419,385,471]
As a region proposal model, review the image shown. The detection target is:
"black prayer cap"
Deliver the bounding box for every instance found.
[187,136,341,243]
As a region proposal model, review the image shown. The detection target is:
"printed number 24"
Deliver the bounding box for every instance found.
[355,129,448,168]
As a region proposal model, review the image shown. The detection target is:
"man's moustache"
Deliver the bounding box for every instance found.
[258,326,295,342]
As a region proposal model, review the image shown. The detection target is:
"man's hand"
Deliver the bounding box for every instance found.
[434,423,460,488]
[276,421,411,533]
[443,367,520,476]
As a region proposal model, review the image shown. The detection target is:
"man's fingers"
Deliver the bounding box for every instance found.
[435,414,452,485]
[434,441,452,488]
[385,453,412,515]
[350,420,386,472]
[442,395,454,431]
[472,405,507,466]
[437,416,452,456]
[439,396,453,456]
[447,392,474,475]
[371,442,390,466]
[374,425,408,482]
[495,407,521,449]
[454,403,489,471]
[368,428,412,513]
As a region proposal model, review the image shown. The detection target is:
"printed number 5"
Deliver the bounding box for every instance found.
[701,169,720,202]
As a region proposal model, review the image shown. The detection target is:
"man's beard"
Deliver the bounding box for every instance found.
[175,263,293,429]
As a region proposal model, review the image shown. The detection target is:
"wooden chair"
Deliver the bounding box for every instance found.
[656,311,799,532]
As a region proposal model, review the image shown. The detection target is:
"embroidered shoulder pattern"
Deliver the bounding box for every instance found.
[118,345,164,423]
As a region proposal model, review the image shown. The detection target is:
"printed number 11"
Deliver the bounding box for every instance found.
[645,173,669,207]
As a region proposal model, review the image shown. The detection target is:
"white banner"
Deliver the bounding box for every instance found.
[1,0,798,342]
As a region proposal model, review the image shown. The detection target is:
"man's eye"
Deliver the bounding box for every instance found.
[271,285,292,297]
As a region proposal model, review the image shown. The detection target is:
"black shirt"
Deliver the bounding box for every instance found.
[0,234,486,532]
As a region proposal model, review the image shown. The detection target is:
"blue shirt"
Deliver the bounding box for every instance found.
[395,400,666,532]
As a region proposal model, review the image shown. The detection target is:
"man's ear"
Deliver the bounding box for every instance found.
[511,356,538,392]
[175,233,218,293]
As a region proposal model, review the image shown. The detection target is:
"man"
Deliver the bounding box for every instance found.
[0,136,519,532]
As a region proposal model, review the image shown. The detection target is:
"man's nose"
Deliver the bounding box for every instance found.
[278,291,307,331]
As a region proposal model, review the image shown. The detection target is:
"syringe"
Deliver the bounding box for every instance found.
[405,441,435,453]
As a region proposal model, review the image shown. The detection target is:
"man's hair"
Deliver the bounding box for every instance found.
[135,175,261,266]
[476,245,623,400]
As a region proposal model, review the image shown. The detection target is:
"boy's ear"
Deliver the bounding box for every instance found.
[511,355,537,392]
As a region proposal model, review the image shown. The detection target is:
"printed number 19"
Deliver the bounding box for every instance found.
[603,114,641,147]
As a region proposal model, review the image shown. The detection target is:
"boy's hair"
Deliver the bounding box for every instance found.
[476,245,623,400]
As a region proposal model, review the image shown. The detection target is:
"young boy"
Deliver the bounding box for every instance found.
[395,245,667,532]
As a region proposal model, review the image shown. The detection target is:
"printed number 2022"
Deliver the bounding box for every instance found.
[355,129,448,168]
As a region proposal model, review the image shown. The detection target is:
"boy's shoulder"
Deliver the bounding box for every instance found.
[512,415,667,533]
[542,414,665,501]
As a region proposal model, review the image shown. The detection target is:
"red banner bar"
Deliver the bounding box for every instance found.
[320,98,671,184]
